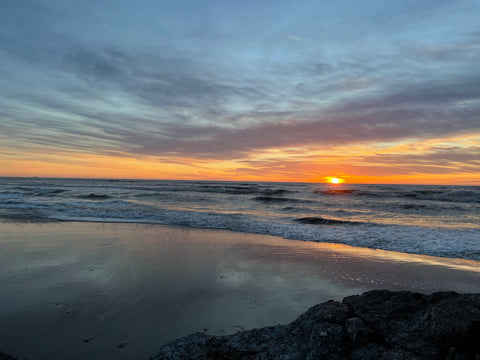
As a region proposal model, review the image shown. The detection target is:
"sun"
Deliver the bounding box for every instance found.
[327,177,344,184]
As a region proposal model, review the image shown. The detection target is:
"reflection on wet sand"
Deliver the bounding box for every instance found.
[0,222,478,360]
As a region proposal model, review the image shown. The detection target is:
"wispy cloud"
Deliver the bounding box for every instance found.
[0,0,479,182]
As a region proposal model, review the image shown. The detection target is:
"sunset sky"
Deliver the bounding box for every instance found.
[1,0,479,184]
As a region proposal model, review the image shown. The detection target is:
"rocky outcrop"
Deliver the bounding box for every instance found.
[150,290,480,360]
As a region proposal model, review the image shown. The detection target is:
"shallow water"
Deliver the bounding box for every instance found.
[0,222,478,360]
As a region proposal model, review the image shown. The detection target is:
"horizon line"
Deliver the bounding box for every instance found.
[1,176,479,187]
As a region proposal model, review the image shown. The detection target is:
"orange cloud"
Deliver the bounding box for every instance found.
[1,131,479,185]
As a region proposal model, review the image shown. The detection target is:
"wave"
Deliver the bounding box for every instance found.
[253,196,294,203]
[253,196,313,204]
[281,206,311,212]
[313,188,480,204]
[400,189,480,203]
[45,210,480,260]
[0,209,52,223]
[261,189,295,195]
[12,187,67,196]
[294,217,365,226]
[77,194,111,200]
[0,191,24,199]
[198,184,255,191]
[399,204,431,210]
[0,197,479,260]
[314,189,356,195]
[194,185,296,196]
[102,184,296,196]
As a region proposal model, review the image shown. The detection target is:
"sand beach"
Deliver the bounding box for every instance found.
[0,221,478,360]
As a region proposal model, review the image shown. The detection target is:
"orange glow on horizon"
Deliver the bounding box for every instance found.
[1,144,480,185]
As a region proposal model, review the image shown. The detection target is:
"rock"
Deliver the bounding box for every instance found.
[0,352,18,360]
[344,317,371,343]
[150,290,480,360]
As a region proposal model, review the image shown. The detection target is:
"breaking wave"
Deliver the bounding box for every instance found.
[313,188,480,203]
[294,217,366,226]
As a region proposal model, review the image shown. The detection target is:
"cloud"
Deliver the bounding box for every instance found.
[2,49,479,162]
[334,77,370,90]
[409,40,480,62]
[62,49,127,83]
[55,46,273,118]
[222,144,480,179]
[104,70,480,159]
[1,0,479,182]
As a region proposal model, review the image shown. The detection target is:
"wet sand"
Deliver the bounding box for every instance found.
[0,222,479,360]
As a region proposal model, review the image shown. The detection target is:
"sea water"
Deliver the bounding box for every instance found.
[0,178,479,259]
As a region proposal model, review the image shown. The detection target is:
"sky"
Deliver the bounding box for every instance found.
[1,0,479,184]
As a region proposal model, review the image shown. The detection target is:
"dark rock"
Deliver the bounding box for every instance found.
[345,317,372,343]
[150,290,480,360]
[0,352,18,360]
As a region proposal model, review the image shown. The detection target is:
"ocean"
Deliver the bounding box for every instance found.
[0,177,479,260]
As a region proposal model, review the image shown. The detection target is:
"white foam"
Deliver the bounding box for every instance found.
[50,208,480,260]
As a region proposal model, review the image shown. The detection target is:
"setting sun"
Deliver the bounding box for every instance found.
[327,177,344,184]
